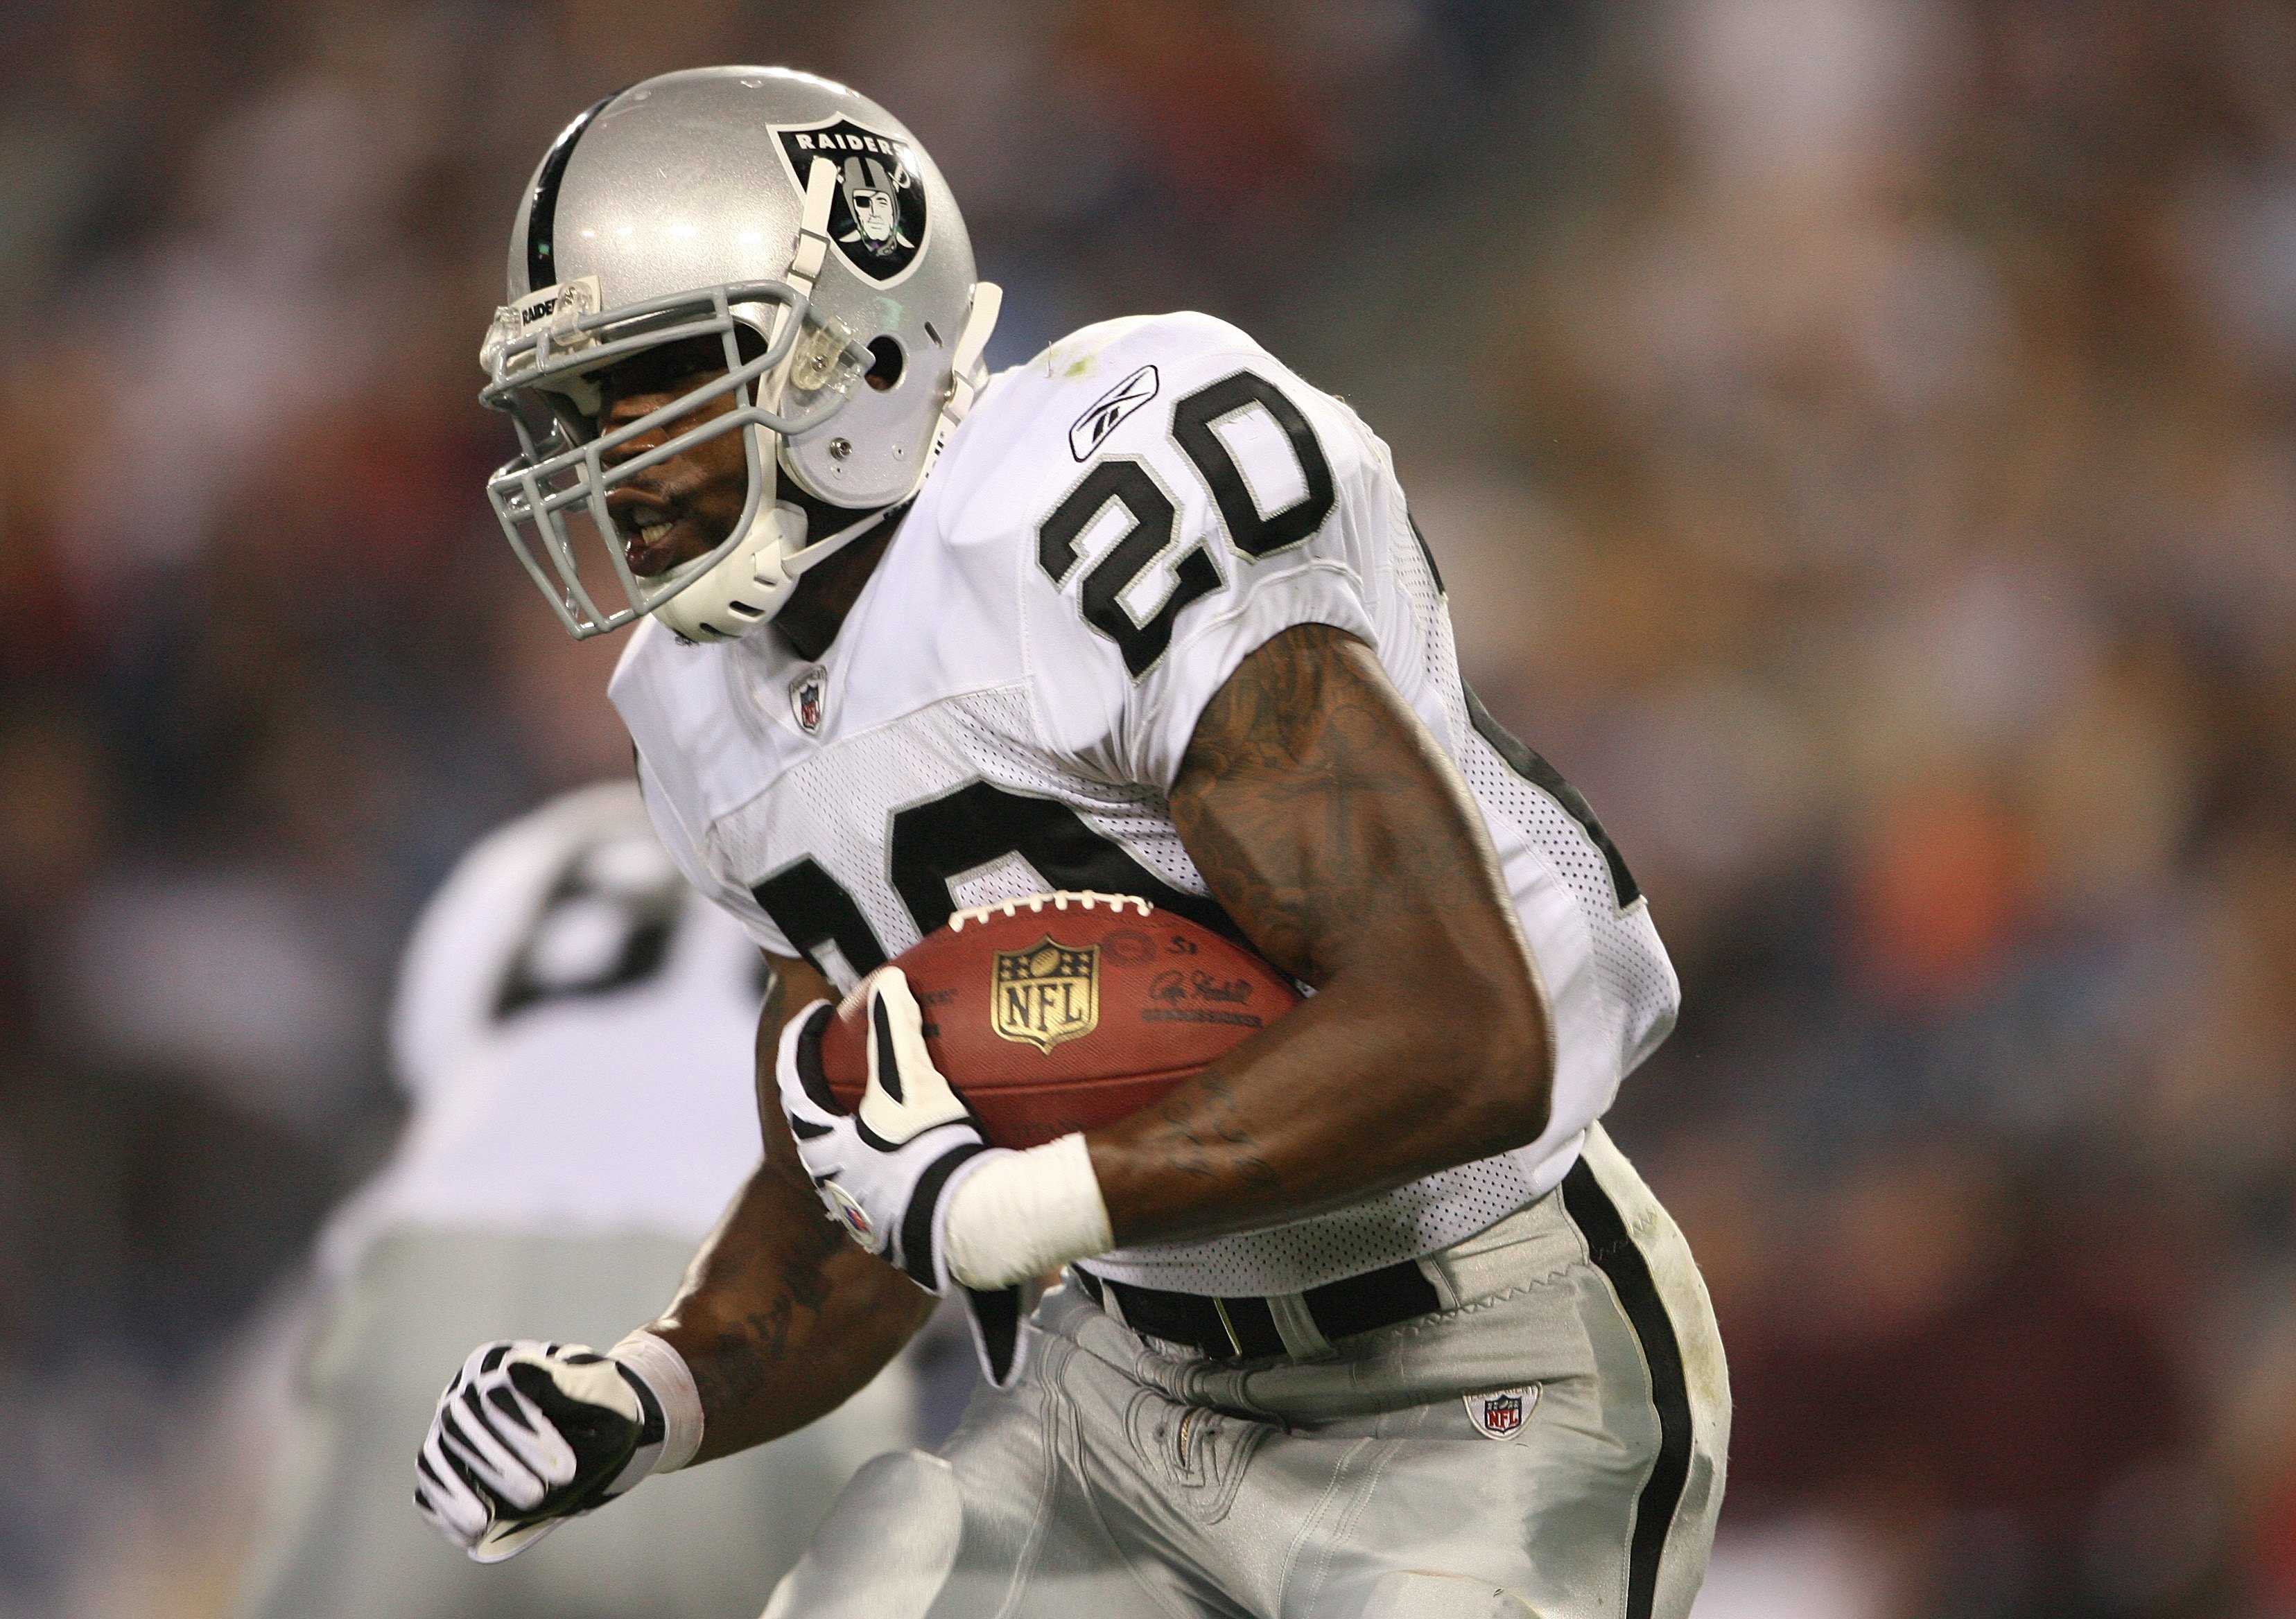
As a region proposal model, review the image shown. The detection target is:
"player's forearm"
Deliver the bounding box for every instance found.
[1089,624,1552,1247]
[1088,967,1543,1245]
[647,951,930,1462]
[643,1157,932,1462]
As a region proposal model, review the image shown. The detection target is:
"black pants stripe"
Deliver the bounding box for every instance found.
[1562,1156,1694,1619]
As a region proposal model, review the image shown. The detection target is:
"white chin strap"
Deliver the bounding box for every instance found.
[925,279,1003,471]
[650,162,1002,645]
[645,479,808,645]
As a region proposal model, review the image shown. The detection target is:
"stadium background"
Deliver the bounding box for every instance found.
[0,1,2291,1615]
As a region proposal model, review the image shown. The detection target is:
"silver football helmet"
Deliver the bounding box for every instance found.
[480,67,1001,641]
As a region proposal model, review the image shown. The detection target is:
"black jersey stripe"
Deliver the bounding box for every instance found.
[1463,683,1641,907]
[525,91,618,295]
[1562,1156,1692,1619]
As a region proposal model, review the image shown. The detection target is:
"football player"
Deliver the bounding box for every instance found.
[419,68,1730,1619]
[234,783,917,1619]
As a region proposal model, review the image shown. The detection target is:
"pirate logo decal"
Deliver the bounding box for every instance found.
[774,118,929,283]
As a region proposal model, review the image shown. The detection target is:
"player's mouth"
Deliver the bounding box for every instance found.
[608,491,713,578]
[627,517,682,577]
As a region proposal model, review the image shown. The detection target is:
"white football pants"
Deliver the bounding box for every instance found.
[767,1123,1730,1619]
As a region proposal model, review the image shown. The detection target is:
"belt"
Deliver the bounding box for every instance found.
[1072,1260,1443,1361]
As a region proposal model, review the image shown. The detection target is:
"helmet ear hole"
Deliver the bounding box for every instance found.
[864,335,905,392]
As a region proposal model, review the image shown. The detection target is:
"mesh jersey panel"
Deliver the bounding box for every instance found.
[1454,728,1680,1074]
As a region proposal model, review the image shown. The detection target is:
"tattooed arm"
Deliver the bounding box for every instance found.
[641,950,933,1462]
[1086,623,1553,1248]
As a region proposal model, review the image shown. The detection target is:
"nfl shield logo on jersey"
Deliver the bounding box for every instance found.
[1464,1385,1539,1439]
[790,669,826,735]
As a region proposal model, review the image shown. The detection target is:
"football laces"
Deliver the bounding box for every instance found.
[946,891,1152,933]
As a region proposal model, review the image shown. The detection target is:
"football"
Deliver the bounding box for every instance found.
[816,891,1300,1149]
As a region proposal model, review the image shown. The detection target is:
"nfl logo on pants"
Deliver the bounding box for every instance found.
[1465,1385,1539,1439]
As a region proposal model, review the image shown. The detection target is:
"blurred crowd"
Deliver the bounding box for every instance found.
[0,1,2289,1616]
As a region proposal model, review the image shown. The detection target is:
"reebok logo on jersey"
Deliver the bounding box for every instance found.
[1069,365,1160,461]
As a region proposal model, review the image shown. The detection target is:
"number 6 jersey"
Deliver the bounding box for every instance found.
[612,312,1680,1297]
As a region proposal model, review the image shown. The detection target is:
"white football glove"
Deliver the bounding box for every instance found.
[413,1339,663,1563]
[776,968,1035,1386]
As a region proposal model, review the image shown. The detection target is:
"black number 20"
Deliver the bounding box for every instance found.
[1038,370,1335,677]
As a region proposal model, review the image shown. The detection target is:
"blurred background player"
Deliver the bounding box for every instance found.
[227,782,934,1619]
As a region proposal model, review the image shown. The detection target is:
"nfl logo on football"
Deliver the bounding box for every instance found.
[991,940,1100,1053]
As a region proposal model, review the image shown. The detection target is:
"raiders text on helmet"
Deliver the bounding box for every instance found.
[479,68,1001,642]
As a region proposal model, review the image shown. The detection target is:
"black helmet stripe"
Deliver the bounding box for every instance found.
[525,90,620,295]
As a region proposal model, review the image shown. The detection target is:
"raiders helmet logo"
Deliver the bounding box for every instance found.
[774,118,929,283]
[1463,1385,1540,1439]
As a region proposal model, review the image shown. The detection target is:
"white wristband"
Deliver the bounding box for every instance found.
[943,1132,1115,1289]
[610,1330,705,1473]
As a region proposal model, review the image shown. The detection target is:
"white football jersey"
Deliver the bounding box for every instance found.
[613,313,1680,1296]
[320,782,769,1275]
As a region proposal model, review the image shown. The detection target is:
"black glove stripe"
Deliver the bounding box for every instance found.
[794,1003,843,1114]
[485,1384,538,1433]
[444,1393,521,1484]
[437,1397,486,1455]
[853,1114,915,1153]
[900,1140,993,1286]
[871,993,907,1104]
[436,1428,495,1492]
[456,1384,503,1441]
